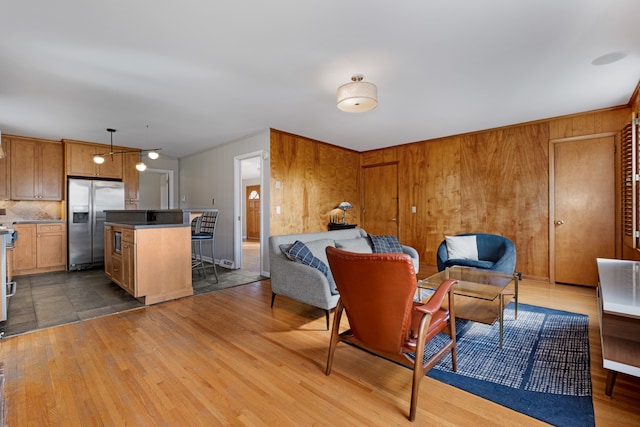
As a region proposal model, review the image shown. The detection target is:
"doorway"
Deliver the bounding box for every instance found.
[551,135,616,286]
[139,169,174,209]
[362,163,399,236]
[234,153,264,274]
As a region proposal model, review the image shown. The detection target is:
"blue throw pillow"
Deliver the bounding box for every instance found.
[286,240,338,295]
[368,234,404,254]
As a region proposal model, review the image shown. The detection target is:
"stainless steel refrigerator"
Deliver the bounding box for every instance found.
[67,178,125,270]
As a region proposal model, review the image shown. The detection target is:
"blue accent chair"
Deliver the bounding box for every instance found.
[436,233,516,274]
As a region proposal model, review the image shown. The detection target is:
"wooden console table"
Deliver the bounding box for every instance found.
[328,223,357,231]
[596,258,640,396]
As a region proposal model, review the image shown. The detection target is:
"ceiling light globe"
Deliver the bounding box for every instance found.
[93,155,105,164]
[147,151,159,160]
[136,161,147,172]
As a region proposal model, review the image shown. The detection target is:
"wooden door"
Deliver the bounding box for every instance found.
[246,185,260,239]
[554,136,615,286]
[362,163,399,236]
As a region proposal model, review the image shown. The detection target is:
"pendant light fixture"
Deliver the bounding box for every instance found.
[337,74,378,113]
[136,151,147,171]
[92,127,162,170]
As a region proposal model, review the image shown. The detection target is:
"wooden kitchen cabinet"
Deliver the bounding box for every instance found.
[104,224,192,304]
[10,137,63,201]
[104,225,113,279]
[121,230,136,294]
[64,140,123,179]
[36,223,66,268]
[12,223,67,276]
[12,224,37,272]
[0,135,10,200]
[123,151,140,209]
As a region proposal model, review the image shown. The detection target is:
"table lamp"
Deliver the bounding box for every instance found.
[337,201,352,224]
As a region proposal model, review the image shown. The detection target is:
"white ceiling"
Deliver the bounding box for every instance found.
[1,1,639,158]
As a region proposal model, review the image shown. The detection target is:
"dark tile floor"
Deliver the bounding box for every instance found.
[1,265,264,338]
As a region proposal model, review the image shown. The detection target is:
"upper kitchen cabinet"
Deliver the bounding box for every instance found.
[10,137,63,201]
[123,151,140,209]
[64,140,123,179]
[0,135,10,200]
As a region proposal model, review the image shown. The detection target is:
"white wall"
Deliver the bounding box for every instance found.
[179,130,270,273]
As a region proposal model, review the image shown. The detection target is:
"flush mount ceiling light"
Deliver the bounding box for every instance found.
[337,74,378,113]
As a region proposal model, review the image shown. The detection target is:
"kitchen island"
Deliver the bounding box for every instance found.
[104,221,193,305]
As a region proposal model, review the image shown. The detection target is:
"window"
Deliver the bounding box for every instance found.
[622,117,640,249]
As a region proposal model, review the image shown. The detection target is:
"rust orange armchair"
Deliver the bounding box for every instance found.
[325,247,457,422]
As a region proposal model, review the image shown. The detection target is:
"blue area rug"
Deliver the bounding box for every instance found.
[413,303,594,427]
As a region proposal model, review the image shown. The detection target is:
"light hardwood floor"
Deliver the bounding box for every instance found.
[1,275,639,426]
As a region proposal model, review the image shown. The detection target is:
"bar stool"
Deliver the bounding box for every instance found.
[191,216,204,270]
[191,210,219,282]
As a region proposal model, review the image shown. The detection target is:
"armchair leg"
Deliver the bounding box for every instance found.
[326,300,344,375]
[270,292,276,308]
[325,310,330,330]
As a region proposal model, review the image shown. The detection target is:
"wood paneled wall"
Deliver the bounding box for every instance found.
[270,105,632,280]
[363,124,551,279]
[270,130,360,234]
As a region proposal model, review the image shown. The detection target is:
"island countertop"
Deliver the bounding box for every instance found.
[104,221,189,230]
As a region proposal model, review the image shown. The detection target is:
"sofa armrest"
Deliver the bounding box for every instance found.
[402,245,420,274]
[270,253,338,311]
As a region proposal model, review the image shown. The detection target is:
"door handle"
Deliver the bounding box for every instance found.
[555,220,565,225]
[390,218,397,222]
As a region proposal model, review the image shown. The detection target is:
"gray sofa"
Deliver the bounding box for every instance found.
[268,228,419,329]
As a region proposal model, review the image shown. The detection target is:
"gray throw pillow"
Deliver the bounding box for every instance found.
[285,240,338,295]
[368,234,404,253]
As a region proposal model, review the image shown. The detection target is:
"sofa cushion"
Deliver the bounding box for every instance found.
[445,235,478,260]
[368,234,404,253]
[303,238,336,267]
[335,238,373,253]
[285,240,338,295]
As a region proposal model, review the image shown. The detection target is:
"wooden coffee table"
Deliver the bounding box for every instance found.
[418,266,519,348]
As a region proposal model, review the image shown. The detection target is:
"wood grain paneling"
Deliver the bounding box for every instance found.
[460,124,550,278]
[361,146,398,166]
[269,105,633,280]
[270,130,360,235]
[398,138,461,265]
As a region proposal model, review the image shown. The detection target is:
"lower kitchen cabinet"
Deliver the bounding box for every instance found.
[13,223,66,276]
[104,224,192,304]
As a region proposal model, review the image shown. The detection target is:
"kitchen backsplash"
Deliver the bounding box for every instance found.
[0,201,64,225]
